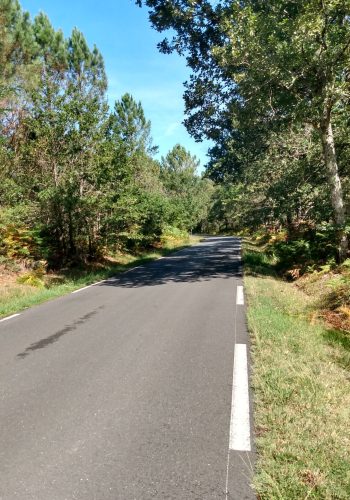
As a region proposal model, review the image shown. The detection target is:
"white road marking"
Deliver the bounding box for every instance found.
[71,265,143,293]
[236,285,244,305]
[123,265,141,273]
[229,343,251,451]
[0,313,21,322]
[69,254,173,294]
[71,285,93,294]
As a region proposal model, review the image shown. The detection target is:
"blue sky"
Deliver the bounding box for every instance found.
[20,0,211,170]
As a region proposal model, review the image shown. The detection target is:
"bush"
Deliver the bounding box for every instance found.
[0,207,44,261]
[273,239,312,269]
[322,275,350,310]
[161,225,189,241]
[243,249,275,276]
[268,223,339,273]
[16,262,47,288]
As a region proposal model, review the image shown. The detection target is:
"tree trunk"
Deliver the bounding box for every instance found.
[320,118,348,262]
[286,212,293,240]
[68,212,76,258]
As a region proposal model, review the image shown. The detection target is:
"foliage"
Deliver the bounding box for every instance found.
[160,144,214,231]
[17,268,45,287]
[0,207,43,259]
[0,1,213,268]
[160,224,189,246]
[138,0,350,261]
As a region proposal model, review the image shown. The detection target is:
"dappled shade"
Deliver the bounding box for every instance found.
[99,237,242,288]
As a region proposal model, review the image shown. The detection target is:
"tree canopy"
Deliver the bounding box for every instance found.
[138,0,350,261]
[0,0,213,266]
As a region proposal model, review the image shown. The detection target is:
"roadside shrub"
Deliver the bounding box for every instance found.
[17,273,45,288]
[16,262,47,288]
[243,250,275,276]
[0,207,44,261]
[273,239,312,270]
[322,276,350,310]
[267,223,339,273]
[161,225,189,241]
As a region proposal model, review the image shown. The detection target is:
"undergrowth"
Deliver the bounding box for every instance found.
[245,230,350,332]
[244,240,350,499]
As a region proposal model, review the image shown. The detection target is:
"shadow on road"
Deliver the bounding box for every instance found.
[15,238,241,360]
[100,237,242,288]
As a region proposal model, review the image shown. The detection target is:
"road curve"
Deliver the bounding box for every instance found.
[0,236,255,499]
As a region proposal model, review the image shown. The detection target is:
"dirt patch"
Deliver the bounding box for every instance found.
[322,309,350,333]
[0,266,22,287]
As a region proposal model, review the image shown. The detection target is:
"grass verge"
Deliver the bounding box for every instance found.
[0,236,199,319]
[244,242,350,499]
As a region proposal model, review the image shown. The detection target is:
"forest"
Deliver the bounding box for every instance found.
[0,0,214,270]
[3,0,350,275]
[138,0,350,270]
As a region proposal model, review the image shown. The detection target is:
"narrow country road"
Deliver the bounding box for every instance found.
[0,236,255,499]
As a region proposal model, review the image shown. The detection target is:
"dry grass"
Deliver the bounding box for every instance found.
[245,250,350,499]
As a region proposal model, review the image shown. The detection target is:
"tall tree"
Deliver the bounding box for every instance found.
[107,94,165,248]
[161,144,213,231]
[11,21,109,262]
[111,93,157,157]
[138,0,350,260]
[0,0,37,114]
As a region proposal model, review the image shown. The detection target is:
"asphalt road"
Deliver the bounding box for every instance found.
[0,236,255,499]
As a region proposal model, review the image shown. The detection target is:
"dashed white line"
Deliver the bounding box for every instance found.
[229,343,251,451]
[236,285,244,305]
[0,313,21,322]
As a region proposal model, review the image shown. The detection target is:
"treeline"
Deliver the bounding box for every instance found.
[140,0,350,263]
[0,0,213,267]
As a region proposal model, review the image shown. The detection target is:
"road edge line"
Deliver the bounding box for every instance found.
[0,313,21,322]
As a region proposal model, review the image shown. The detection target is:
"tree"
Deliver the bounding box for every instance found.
[9,18,109,262]
[0,0,37,114]
[111,93,157,157]
[161,143,199,189]
[161,144,213,231]
[107,94,165,248]
[1,2,214,267]
[138,0,350,260]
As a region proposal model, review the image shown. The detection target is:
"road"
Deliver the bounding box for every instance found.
[0,236,255,499]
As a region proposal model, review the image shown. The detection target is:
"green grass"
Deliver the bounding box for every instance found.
[0,237,198,318]
[244,247,350,499]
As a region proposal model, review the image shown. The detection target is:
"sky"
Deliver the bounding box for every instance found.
[20,0,211,170]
